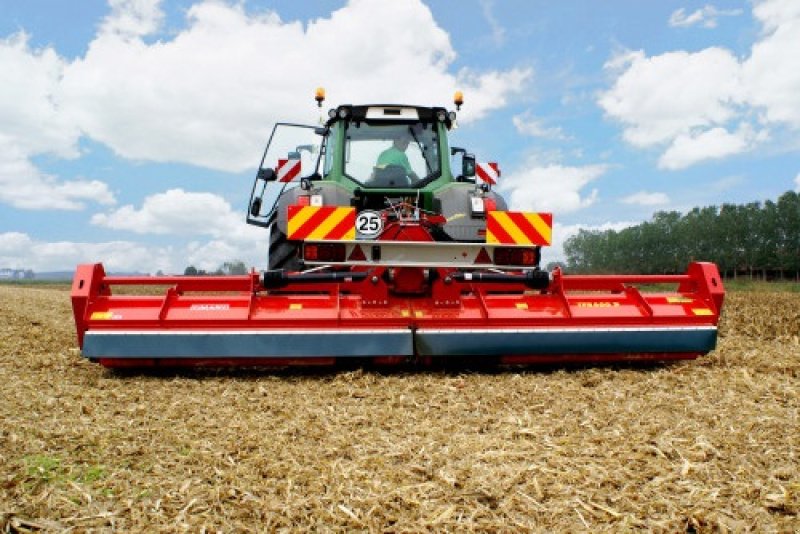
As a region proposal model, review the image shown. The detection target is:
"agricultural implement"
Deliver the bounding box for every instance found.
[71,92,725,368]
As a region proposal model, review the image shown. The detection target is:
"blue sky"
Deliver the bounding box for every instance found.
[1,0,798,273]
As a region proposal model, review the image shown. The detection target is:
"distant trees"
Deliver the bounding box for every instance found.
[564,190,800,279]
[183,260,248,276]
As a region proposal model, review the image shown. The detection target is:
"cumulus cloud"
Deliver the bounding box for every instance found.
[101,0,164,37]
[499,158,608,214]
[0,229,264,274]
[659,124,768,170]
[795,173,800,192]
[0,231,170,273]
[620,191,669,206]
[599,48,744,148]
[89,189,270,271]
[668,5,743,29]
[600,0,800,169]
[57,0,530,172]
[0,0,528,213]
[91,188,262,243]
[0,33,115,210]
[0,146,115,210]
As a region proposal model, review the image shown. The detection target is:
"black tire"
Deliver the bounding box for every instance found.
[267,213,301,271]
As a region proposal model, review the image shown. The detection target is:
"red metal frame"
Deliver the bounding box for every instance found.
[71,261,724,368]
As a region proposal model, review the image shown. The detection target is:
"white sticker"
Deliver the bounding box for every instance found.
[190,304,231,311]
[470,196,485,213]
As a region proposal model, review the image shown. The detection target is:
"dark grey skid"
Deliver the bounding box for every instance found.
[83,326,718,359]
[414,326,718,356]
[83,329,413,358]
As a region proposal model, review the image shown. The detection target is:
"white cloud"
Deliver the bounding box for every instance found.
[0,33,78,158]
[659,124,767,170]
[669,5,743,29]
[57,0,530,173]
[91,188,262,244]
[599,48,744,148]
[101,0,164,37]
[499,158,608,214]
[0,230,264,274]
[0,146,115,210]
[0,33,115,210]
[512,111,567,140]
[743,2,800,126]
[751,0,800,32]
[0,0,528,212]
[794,173,800,192]
[0,231,168,273]
[620,191,669,206]
[600,0,800,169]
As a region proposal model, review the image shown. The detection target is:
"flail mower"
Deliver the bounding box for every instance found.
[71,91,725,369]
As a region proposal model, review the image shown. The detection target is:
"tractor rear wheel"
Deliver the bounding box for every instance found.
[267,214,301,271]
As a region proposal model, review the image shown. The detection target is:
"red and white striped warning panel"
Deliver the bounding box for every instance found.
[486,211,552,246]
[476,162,500,185]
[287,206,356,241]
[276,158,301,182]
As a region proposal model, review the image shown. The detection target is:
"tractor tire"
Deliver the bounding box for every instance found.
[267,215,301,272]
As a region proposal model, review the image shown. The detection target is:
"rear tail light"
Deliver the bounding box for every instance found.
[493,247,538,266]
[304,243,346,262]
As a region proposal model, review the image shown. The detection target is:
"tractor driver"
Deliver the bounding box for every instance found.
[374,131,420,183]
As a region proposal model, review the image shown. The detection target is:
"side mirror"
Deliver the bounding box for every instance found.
[257,168,276,182]
[250,197,262,217]
[462,154,476,178]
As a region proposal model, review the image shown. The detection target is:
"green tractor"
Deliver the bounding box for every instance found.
[245,92,548,278]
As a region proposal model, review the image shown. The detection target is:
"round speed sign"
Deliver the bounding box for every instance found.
[355,210,383,238]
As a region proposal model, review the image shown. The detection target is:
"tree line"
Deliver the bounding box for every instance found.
[564,190,800,279]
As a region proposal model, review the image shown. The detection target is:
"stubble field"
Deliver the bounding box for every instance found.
[0,284,798,532]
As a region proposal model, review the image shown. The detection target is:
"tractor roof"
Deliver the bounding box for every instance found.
[326,104,454,128]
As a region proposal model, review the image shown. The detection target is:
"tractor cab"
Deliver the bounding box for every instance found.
[246,100,471,230]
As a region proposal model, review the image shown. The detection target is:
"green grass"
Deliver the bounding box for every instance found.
[24,455,62,483]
